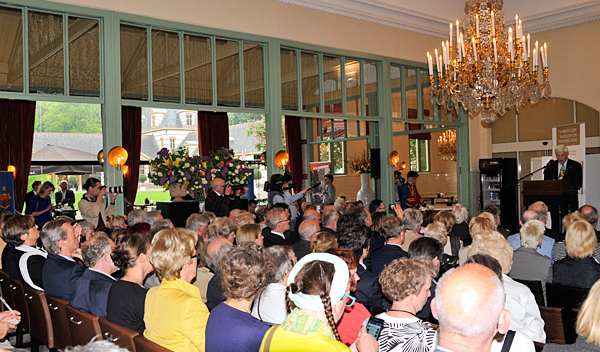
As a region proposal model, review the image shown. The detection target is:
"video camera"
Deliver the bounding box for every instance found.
[394,171,406,184]
[100,185,126,194]
[264,171,295,193]
[230,184,246,191]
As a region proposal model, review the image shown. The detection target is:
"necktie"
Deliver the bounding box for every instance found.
[559,164,565,180]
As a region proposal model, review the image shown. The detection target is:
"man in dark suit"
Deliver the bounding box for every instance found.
[205,238,232,311]
[23,181,41,215]
[204,177,241,218]
[321,208,339,238]
[55,180,76,207]
[579,205,600,241]
[543,144,583,232]
[70,235,117,317]
[408,237,443,324]
[337,222,388,312]
[263,208,292,248]
[291,220,319,261]
[40,219,86,300]
[370,216,407,276]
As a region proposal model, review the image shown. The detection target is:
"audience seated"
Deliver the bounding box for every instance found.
[458,216,494,265]
[291,220,319,260]
[529,201,562,242]
[186,213,210,240]
[258,253,377,352]
[263,208,292,248]
[0,210,14,270]
[321,209,339,239]
[328,248,371,346]
[192,236,213,304]
[252,245,296,325]
[553,220,600,289]
[235,210,257,227]
[41,218,86,299]
[70,235,117,317]
[408,237,443,323]
[468,230,546,343]
[144,228,209,351]
[370,217,407,276]
[106,233,153,335]
[401,209,423,252]
[205,237,233,311]
[507,210,555,260]
[424,221,459,276]
[310,231,338,253]
[236,223,263,247]
[127,209,146,227]
[3,214,46,289]
[578,204,600,241]
[553,212,600,262]
[449,204,470,245]
[509,220,553,298]
[106,215,127,230]
[483,205,511,238]
[205,246,271,352]
[374,257,437,352]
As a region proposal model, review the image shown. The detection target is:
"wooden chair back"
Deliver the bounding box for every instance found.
[45,295,72,350]
[23,286,54,349]
[64,304,102,346]
[98,317,138,352]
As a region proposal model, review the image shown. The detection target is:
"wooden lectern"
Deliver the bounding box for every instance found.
[522,180,577,233]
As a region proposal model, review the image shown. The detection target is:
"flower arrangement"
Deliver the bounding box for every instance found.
[149,147,203,193]
[199,147,254,192]
[348,151,371,174]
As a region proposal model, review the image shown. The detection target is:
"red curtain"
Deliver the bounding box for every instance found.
[284,116,303,194]
[198,112,229,157]
[122,106,142,213]
[0,99,37,212]
[408,109,432,140]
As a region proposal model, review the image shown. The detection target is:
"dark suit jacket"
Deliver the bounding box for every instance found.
[70,268,117,317]
[449,222,470,245]
[42,254,86,300]
[416,279,437,324]
[369,231,385,254]
[204,190,240,218]
[291,240,311,261]
[206,272,224,311]
[594,228,600,243]
[355,265,386,312]
[543,158,583,191]
[24,190,35,214]
[55,189,76,206]
[263,231,292,248]
[370,244,408,276]
[321,227,338,239]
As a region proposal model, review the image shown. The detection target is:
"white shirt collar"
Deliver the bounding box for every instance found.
[271,231,285,239]
[58,254,76,262]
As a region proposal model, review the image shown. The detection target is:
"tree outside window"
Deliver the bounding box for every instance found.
[409,139,430,172]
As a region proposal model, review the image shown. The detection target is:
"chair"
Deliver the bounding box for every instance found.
[539,306,576,344]
[546,283,589,310]
[133,335,172,352]
[513,279,545,306]
[23,286,54,349]
[0,270,15,310]
[8,278,34,350]
[64,304,103,346]
[45,296,72,350]
[98,317,138,352]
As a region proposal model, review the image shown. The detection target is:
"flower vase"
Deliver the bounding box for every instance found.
[356,173,376,205]
[170,183,187,202]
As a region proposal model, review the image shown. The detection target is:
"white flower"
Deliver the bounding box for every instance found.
[158,172,163,177]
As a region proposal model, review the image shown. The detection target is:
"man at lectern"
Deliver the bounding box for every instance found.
[543,144,583,231]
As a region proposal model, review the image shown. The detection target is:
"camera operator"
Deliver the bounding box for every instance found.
[204,177,242,218]
[267,173,312,223]
[78,177,116,230]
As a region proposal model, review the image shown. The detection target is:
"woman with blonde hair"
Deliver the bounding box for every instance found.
[553,220,600,289]
[434,210,456,234]
[458,216,495,265]
[544,280,600,351]
[236,224,264,247]
[106,215,127,230]
[144,228,209,352]
[310,232,338,253]
[424,221,458,275]
[552,212,599,262]
[235,211,257,227]
[30,181,55,226]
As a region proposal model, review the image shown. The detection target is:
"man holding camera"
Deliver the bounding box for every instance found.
[267,173,312,223]
[78,177,116,229]
[205,177,241,218]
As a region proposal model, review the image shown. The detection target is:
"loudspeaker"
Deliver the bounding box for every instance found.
[370,148,381,179]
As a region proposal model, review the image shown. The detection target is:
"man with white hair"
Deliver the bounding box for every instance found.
[127,209,146,227]
[55,180,75,207]
[507,209,555,259]
[449,204,470,245]
[543,144,583,232]
[321,209,339,238]
[145,210,163,227]
[292,220,320,260]
[432,264,511,352]
[401,208,423,251]
[186,213,210,240]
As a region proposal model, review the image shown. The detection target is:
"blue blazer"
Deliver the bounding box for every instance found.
[70,269,116,317]
[42,254,86,300]
[370,244,408,276]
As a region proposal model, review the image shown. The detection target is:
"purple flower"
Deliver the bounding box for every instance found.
[158,148,169,158]
[170,175,176,183]
[221,167,228,177]
[161,176,167,184]
[184,172,191,180]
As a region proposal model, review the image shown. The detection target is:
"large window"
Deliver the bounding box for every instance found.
[409,139,430,172]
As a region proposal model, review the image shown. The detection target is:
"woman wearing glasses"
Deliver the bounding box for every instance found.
[144,228,209,352]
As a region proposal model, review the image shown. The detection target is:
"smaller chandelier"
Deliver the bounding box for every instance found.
[426,0,551,124]
[438,130,457,161]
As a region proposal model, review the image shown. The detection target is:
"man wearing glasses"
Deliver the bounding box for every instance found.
[204,178,241,218]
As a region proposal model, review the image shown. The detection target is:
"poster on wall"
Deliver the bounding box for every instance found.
[309,162,332,205]
[0,172,15,213]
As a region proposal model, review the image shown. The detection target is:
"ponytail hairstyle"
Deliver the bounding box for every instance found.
[286,260,341,342]
[111,233,152,273]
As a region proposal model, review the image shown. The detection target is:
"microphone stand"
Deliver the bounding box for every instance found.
[503,163,550,217]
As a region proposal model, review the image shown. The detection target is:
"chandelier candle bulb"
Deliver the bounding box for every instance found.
[540,46,545,68]
[446,41,450,64]
[435,49,440,70]
[535,41,539,67]
[527,34,531,57]
[493,38,497,63]
[544,43,548,67]
[450,23,453,47]
[476,14,479,37]
[509,37,513,61]
[427,53,433,76]
[523,36,528,61]
[533,48,537,68]
[472,37,478,61]
[439,55,443,73]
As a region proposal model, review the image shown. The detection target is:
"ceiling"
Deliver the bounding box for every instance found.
[276,0,600,37]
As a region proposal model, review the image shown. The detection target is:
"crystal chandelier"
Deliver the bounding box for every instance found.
[426,0,551,124]
[438,130,457,161]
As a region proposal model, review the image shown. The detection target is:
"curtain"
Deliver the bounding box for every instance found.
[198,111,229,157]
[408,109,432,140]
[0,99,37,212]
[121,106,142,214]
[284,116,303,194]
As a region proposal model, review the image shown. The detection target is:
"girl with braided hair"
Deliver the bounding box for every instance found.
[259,253,378,352]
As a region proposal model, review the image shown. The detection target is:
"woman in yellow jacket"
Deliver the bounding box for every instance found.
[144,228,209,352]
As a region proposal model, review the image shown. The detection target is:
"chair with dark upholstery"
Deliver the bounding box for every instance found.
[45,295,72,350]
[0,270,14,309]
[64,304,102,347]
[23,286,54,349]
[539,306,577,344]
[514,279,545,306]
[98,317,138,352]
[133,335,172,352]
[546,283,589,310]
[9,278,38,351]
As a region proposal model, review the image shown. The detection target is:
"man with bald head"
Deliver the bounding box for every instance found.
[432,264,511,352]
[292,220,320,260]
[205,237,233,310]
[578,204,600,241]
[204,177,241,218]
[507,209,555,259]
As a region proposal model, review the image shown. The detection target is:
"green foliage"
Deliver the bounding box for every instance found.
[68,176,78,184]
[139,174,148,182]
[228,113,262,126]
[246,115,286,152]
[34,101,101,135]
